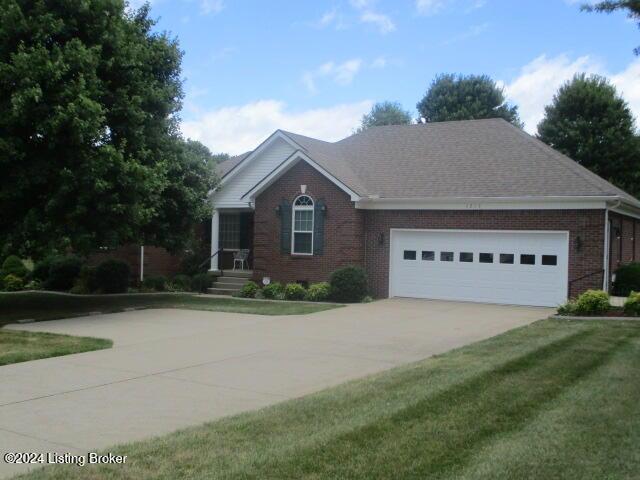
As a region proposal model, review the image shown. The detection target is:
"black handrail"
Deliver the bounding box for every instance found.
[198,248,224,273]
[568,269,605,291]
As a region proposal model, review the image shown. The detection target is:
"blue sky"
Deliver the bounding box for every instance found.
[136,0,640,154]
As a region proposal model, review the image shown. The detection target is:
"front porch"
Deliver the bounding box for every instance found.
[210,209,254,272]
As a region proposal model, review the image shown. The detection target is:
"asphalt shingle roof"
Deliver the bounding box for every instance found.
[281,118,638,205]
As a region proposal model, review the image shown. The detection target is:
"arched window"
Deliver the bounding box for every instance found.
[292,195,314,255]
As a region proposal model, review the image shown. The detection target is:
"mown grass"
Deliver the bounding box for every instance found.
[14,318,640,480]
[0,330,112,366]
[0,292,341,326]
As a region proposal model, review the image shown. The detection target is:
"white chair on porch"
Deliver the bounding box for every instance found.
[233,249,250,270]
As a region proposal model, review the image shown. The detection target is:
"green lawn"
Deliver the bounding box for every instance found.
[0,330,112,366]
[14,318,640,480]
[0,292,341,326]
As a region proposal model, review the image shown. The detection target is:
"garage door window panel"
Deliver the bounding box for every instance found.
[404,250,417,260]
[479,253,494,263]
[441,252,454,262]
[542,255,558,266]
[500,254,514,264]
[460,252,474,263]
[520,254,536,265]
[422,251,435,261]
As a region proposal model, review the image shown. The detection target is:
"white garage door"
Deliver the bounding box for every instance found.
[389,230,569,307]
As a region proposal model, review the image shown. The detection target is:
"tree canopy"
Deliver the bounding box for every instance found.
[537,73,640,197]
[582,1,640,54]
[416,74,522,127]
[357,101,412,132]
[0,0,216,257]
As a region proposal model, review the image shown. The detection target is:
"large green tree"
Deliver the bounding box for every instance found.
[0,0,215,257]
[357,101,412,132]
[416,73,522,127]
[537,73,640,196]
[582,1,640,54]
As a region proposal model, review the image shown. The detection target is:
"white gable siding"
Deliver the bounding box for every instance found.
[213,138,295,208]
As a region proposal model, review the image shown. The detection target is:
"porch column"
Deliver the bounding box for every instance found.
[210,209,220,271]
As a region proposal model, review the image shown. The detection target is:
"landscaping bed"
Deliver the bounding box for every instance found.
[0,292,341,326]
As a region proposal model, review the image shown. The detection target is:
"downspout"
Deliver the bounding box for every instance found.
[140,246,145,283]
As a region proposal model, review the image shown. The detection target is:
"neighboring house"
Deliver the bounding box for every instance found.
[210,118,640,307]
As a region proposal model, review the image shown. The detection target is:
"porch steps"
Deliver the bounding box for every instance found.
[207,270,253,296]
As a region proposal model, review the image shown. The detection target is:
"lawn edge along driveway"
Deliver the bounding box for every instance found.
[0,330,112,366]
[0,292,342,326]
[13,318,640,480]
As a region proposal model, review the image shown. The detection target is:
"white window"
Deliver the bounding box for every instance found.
[292,195,314,255]
[220,214,240,249]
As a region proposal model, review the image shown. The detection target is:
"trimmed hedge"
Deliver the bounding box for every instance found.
[305,282,331,302]
[262,282,284,300]
[612,263,640,297]
[46,256,82,291]
[624,292,640,316]
[240,281,260,298]
[284,283,306,301]
[171,274,192,292]
[3,274,24,291]
[2,256,28,279]
[95,259,131,293]
[558,289,610,316]
[142,275,167,292]
[329,266,367,303]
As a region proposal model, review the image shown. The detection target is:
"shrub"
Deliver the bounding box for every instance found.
[69,283,89,295]
[284,283,306,301]
[329,266,368,303]
[46,255,82,291]
[142,275,167,292]
[305,282,331,302]
[24,279,41,290]
[1,255,28,279]
[573,289,610,315]
[262,282,284,300]
[3,274,24,292]
[624,291,640,317]
[32,256,55,282]
[170,274,192,292]
[556,301,577,316]
[191,273,214,293]
[612,263,640,297]
[95,259,131,294]
[240,281,260,298]
[79,266,99,293]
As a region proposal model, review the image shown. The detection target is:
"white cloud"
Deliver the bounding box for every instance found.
[441,22,489,45]
[181,100,373,154]
[416,0,448,15]
[318,8,338,27]
[371,56,387,68]
[200,0,224,14]
[501,54,640,133]
[360,11,396,33]
[302,59,363,93]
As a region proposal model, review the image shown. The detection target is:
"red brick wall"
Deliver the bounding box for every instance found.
[609,212,640,282]
[362,209,607,299]
[253,160,365,285]
[88,245,182,282]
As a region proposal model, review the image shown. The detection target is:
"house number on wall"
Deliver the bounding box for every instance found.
[465,203,482,209]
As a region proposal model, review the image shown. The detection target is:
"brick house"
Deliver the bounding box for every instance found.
[210,119,640,307]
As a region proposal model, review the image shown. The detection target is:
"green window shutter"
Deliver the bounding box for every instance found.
[313,199,325,255]
[280,199,292,254]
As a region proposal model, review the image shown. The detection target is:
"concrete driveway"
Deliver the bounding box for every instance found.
[0,299,550,477]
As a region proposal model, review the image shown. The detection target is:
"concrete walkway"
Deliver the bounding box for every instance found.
[0,299,550,477]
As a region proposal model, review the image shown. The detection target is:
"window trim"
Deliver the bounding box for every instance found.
[220,213,241,250]
[291,195,314,255]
